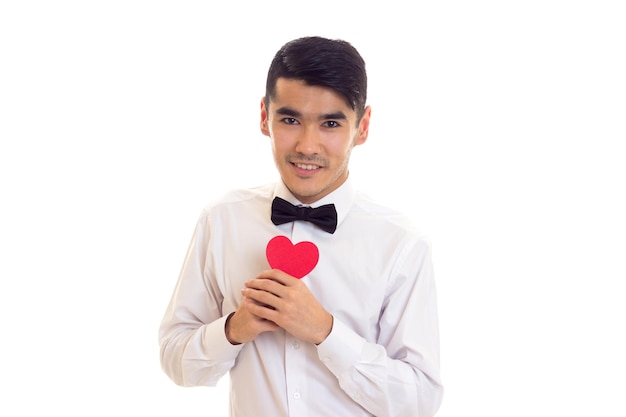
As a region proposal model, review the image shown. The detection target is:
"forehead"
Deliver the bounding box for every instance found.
[270,78,355,119]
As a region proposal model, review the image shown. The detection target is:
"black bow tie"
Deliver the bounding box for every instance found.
[271,197,338,234]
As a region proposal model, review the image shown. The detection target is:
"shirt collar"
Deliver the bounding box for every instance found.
[273,177,356,230]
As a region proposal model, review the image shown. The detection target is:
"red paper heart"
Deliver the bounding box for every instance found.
[266,235,319,279]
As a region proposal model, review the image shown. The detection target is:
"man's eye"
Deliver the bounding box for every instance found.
[323,121,340,128]
[282,118,299,125]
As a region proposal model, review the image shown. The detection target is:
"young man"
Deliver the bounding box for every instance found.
[159,36,443,417]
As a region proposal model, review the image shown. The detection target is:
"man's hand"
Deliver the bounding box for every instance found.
[239,269,333,345]
[225,297,280,345]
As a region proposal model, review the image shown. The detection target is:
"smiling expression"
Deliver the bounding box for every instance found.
[260,78,371,204]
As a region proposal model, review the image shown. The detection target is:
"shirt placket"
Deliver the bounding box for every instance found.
[284,220,312,416]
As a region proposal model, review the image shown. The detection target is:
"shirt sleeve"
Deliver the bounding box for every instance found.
[316,237,443,417]
[158,211,244,387]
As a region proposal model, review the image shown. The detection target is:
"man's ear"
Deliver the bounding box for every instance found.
[355,105,372,146]
[260,98,270,137]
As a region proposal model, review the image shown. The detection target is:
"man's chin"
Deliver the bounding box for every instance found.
[285,185,323,204]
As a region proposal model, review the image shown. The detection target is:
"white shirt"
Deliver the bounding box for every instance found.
[159,178,443,417]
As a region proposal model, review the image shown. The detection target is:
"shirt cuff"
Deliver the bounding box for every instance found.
[316,318,366,374]
[201,314,245,363]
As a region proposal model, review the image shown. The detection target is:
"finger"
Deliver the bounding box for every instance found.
[256,269,298,285]
[244,277,286,297]
[242,287,282,310]
[244,296,281,323]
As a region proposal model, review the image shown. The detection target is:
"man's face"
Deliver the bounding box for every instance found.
[260,78,370,204]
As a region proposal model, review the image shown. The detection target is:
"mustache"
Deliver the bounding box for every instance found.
[286,154,327,165]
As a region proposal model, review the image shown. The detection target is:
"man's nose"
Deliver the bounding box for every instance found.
[295,125,321,155]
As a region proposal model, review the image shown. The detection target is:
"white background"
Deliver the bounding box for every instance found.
[1,1,625,416]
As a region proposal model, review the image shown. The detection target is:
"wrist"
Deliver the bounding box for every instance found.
[315,314,334,345]
[225,312,242,345]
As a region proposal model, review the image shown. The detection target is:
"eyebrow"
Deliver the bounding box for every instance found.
[275,106,348,121]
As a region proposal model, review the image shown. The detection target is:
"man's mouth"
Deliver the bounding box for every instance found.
[293,162,321,171]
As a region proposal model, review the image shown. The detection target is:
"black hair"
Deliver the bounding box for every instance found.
[264,36,368,121]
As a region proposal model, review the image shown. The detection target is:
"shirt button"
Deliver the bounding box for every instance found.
[293,342,300,349]
[293,392,301,400]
